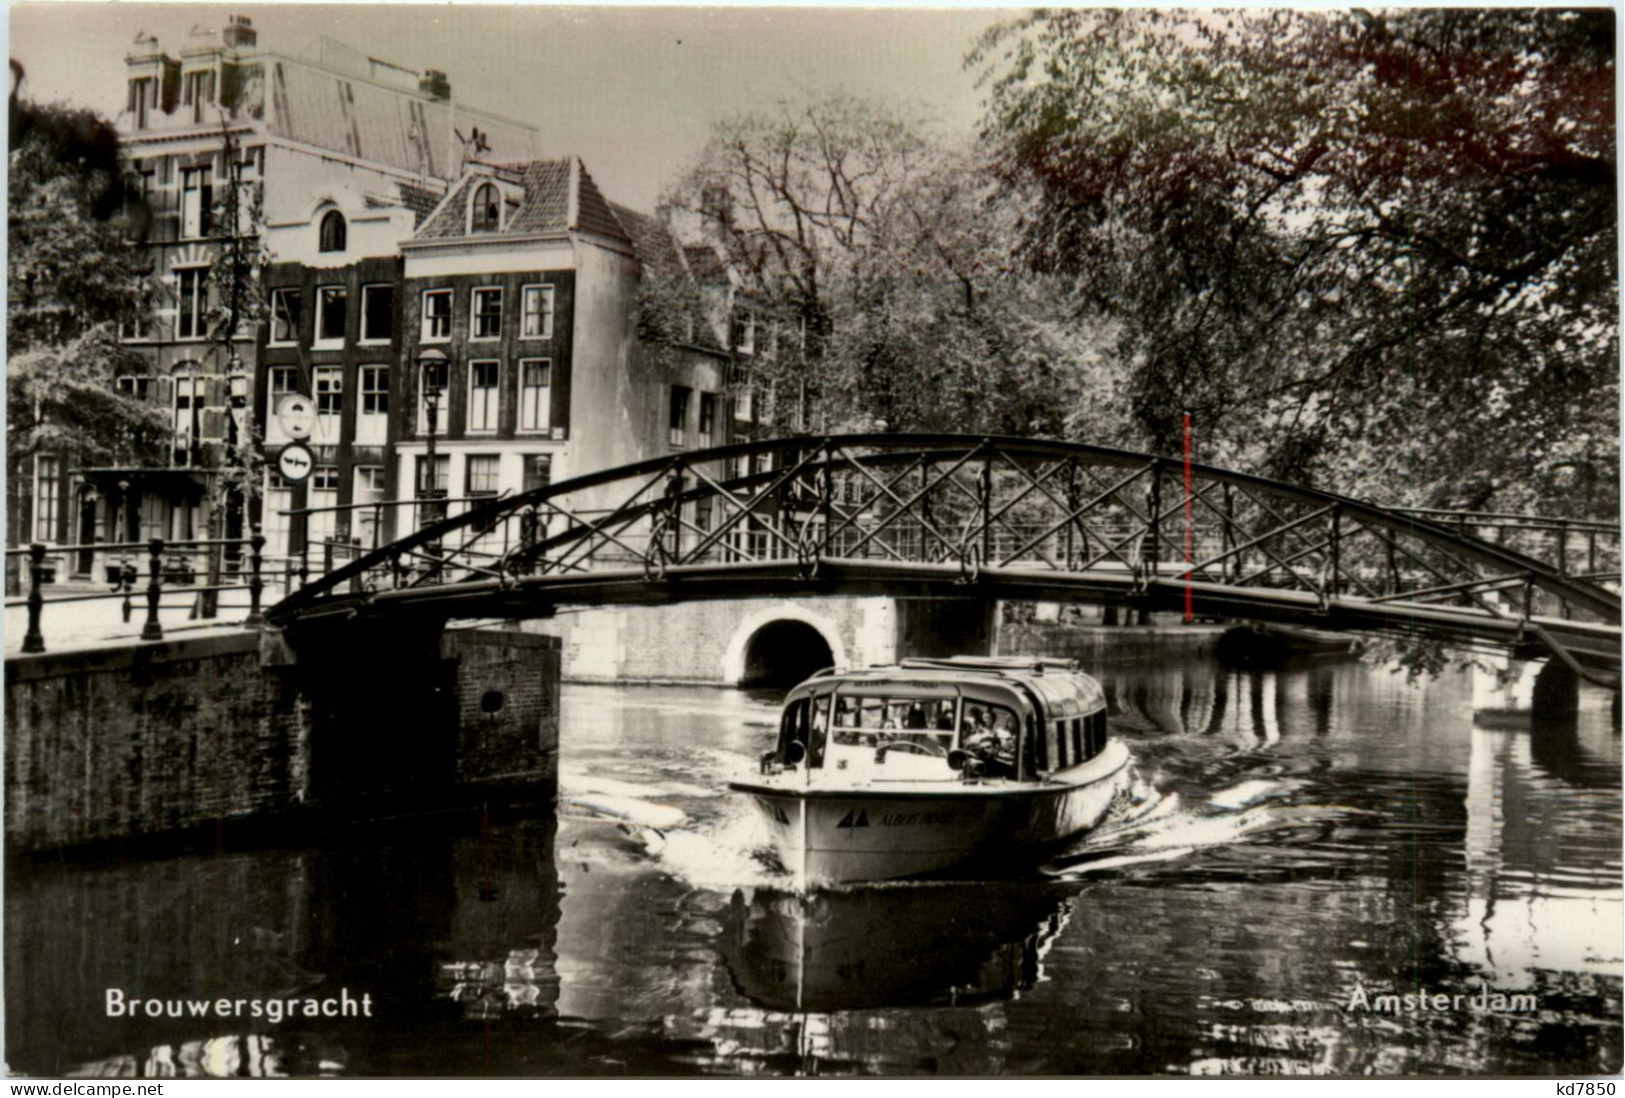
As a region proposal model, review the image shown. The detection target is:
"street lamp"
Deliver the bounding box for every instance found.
[415,350,450,579]
[416,348,449,510]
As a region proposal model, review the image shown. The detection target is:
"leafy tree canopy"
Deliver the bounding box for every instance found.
[8,92,167,466]
[654,93,1127,441]
[973,8,1617,516]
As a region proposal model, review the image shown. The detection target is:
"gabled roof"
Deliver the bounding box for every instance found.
[396,182,444,227]
[407,157,630,246]
[609,202,681,270]
[364,181,444,227]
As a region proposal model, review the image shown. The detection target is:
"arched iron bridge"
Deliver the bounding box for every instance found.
[268,435,1620,684]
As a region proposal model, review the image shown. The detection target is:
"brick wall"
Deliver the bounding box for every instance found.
[441,627,560,788]
[5,626,562,854]
[5,632,307,853]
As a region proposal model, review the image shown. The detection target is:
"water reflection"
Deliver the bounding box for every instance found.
[720,882,1070,1013]
[5,656,1619,1076]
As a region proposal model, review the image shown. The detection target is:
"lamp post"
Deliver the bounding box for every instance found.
[226,354,249,553]
[416,348,449,577]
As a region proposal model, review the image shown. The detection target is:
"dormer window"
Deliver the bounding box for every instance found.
[471,183,501,234]
[318,210,347,253]
[183,68,217,124]
[128,77,155,129]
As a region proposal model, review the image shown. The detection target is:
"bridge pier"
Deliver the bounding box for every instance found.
[1471,656,1586,732]
[5,624,559,856]
[273,623,561,819]
[1471,657,1541,727]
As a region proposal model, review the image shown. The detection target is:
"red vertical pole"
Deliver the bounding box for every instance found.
[1183,412,1193,623]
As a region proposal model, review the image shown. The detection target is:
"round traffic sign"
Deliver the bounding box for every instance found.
[277,394,316,440]
[277,442,315,484]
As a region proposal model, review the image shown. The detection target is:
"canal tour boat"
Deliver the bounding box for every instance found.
[730,656,1134,888]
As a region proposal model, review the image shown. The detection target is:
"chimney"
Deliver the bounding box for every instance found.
[223,15,257,50]
[419,68,451,101]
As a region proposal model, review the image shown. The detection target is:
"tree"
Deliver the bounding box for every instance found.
[653,93,1126,442]
[7,91,170,543]
[973,9,1617,516]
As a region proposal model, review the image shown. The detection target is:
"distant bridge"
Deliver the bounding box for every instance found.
[268,435,1620,685]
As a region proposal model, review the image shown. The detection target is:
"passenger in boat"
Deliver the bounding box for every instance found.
[904,703,929,730]
[962,708,1016,778]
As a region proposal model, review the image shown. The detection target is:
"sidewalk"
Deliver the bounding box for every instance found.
[4,583,289,656]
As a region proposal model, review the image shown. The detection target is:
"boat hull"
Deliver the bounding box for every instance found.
[731,741,1133,887]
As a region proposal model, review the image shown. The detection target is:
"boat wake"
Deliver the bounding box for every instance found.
[1045,775,1376,878]
[559,759,787,890]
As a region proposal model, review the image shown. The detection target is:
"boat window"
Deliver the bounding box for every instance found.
[1071,718,1084,763]
[829,694,957,755]
[778,698,809,760]
[1021,715,1038,780]
[1087,711,1107,757]
[959,703,1020,776]
[808,694,830,767]
[1054,717,1069,768]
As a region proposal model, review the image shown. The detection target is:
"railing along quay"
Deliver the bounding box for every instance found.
[6,530,267,654]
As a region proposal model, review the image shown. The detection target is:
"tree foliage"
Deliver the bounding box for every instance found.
[8,93,168,468]
[654,93,1127,441]
[973,9,1617,516]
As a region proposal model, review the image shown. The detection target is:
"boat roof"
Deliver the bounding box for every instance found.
[789,656,1106,718]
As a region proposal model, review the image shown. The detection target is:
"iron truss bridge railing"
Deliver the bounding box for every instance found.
[267,435,1620,683]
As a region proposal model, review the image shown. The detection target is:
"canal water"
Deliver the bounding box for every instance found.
[6,652,1620,1076]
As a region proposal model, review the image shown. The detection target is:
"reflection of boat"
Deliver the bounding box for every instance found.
[729,656,1134,887]
[721,883,1071,1013]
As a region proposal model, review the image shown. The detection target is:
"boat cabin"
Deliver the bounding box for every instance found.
[765,656,1109,783]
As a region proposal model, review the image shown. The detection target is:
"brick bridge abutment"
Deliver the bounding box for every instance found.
[5,625,560,855]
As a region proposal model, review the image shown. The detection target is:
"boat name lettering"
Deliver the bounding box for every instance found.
[879,811,957,827]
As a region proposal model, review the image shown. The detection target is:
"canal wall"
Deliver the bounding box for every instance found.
[5,627,559,854]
